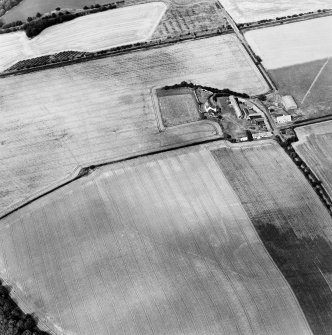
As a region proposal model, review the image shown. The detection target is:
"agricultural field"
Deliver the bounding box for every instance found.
[152,1,229,40]
[220,0,331,23]
[270,58,332,119]
[0,2,167,72]
[0,33,269,216]
[0,144,313,335]
[211,140,332,335]
[157,88,201,127]
[245,16,332,70]
[293,121,332,198]
[245,16,332,119]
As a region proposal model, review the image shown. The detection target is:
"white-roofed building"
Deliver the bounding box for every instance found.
[276,115,292,124]
[281,95,297,111]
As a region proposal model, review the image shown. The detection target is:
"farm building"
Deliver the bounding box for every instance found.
[253,131,273,139]
[277,115,292,124]
[229,95,243,118]
[282,95,297,111]
[204,101,217,113]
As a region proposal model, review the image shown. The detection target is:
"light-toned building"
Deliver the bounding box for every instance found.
[282,95,297,111]
[276,115,292,124]
[253,131,273,139]
[229,95,243,119]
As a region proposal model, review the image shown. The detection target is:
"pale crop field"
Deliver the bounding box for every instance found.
[293,121,332,198]
[212,140,332,335]
[0,143,312,335]
[0,2,167,72]
[0,34,268,216]
[245,16,332,69]
[220,0,331,23]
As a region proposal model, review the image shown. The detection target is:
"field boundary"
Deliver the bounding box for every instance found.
[151,86,208,130]
[206,147,314,335]
[239,10,332,32]
[151,87,166,131]
[0,132,224,221]
[276,136,332,217]
[0,29,234,77]
[0,276,58,335]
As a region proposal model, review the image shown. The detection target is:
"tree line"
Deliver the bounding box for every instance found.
[0,279,51,335]
[238,9,331,28]
[163,81,250,99]
[0,1,124,37]
[0,0,23,17]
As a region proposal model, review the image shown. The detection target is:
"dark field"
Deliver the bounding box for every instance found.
[212,141,332,335]
[270,58,332,119]
[152,1,229,40]
[157,88,201,127]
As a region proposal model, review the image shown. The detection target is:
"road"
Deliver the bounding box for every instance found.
[219,2,277,92]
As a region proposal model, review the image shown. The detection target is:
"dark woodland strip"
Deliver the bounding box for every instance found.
[0,280,51,335]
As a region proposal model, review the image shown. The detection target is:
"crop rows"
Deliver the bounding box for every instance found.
[4,51,91,72]
[152,2,230,40]
[293,122,332,199]
[0,145,312,335]
[0,2,166,72]
[158,91,201,127]
[0,34,266,215]
[212,141,332,335]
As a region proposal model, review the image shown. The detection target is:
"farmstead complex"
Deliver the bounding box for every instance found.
[0,1,331,335]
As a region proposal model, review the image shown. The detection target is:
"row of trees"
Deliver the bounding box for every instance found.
[164,82,249,99]
[4,27,230,74]
[0,0,23,17]
[25,3,120,38]
[276,135,332,214]
[0,1,123,37]
[238,9,330,28]
[0,280,51,335]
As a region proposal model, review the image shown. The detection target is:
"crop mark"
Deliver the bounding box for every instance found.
[301,58,330,105]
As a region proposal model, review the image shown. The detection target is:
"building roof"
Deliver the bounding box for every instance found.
[282,95,297,111]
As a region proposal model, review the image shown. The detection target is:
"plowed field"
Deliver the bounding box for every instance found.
[0,143,312,335]
[0,2,166,72]
[293,121,332,198]
[0,34,268,216]
[212,140,332,335]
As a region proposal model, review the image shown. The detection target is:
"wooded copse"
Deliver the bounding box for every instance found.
[0,0,23,17]
[0,280,51,335]
[0,2,124,37]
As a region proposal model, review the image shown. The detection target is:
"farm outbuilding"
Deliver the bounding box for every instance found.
[277,115,292,124]
[282,95,297,111]
[229,95,243,118]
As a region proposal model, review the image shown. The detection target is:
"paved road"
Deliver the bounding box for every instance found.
[218,2,277,92]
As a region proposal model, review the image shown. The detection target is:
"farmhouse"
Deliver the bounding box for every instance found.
[282,95,298,111]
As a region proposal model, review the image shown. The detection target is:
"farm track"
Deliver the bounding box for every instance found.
[0,142,313,335]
